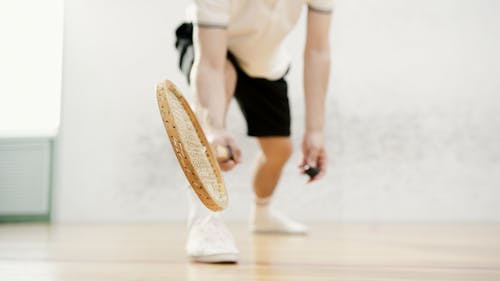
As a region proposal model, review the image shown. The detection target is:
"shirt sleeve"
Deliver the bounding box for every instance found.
[193,0,231,27]
[306,0,334,13]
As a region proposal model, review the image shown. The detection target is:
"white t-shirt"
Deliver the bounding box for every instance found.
[188,0,333,80]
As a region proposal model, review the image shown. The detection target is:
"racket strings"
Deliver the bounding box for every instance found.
[168,90,225,202]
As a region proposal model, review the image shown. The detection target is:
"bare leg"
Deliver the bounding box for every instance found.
[250,137,307,234]
[253,137,293,198]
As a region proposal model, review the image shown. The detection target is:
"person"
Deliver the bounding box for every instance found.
[174,0,332,263]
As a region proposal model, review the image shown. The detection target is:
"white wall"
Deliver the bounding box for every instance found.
[54,0,500,222]
[0,0,63,136]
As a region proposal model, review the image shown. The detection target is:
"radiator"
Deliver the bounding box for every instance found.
[0,137,53,221]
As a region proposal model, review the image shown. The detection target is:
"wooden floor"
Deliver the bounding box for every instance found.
[0,223,499,280]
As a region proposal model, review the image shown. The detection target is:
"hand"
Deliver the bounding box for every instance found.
[207,129,242,171]
[299,131,327,183]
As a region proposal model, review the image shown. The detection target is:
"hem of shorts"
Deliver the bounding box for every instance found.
[247,131,291,137]
[307,5,333,14]
[194,22,228,29]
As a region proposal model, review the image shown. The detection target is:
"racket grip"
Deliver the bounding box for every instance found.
[215,145,234,162]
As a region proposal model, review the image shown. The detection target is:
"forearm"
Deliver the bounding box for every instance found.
[191,61,226,132]
[190,26,228,134]
[190,47,242,170]
[303,47,330,133]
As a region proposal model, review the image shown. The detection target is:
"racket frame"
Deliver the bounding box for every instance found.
[156,80,227,211]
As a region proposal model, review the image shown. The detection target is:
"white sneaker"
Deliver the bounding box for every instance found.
[186,214,239,263]
[250,204,308,235]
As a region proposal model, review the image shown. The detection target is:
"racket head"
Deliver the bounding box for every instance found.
[156,80,227,211]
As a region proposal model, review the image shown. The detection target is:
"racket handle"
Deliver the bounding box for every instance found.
[215,145,234,162]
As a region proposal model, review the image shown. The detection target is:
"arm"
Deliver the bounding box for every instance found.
[301,8,332,182]
[191,25,241,170]
[191,25,227,134]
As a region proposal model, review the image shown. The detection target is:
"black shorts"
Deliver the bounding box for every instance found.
[175,23,291,137]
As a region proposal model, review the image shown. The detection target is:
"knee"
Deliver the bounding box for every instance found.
[262,140,293,166]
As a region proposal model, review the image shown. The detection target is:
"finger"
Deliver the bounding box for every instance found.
[298,167,306,175]
[215,145,232,162]
[306,148,319,168]
[308,152,327,183]
[219,160,236,171]
[315,163,326,179]
[227,138,242,163]
[298,147,310,169]
[313,170,326,181]
[298,158,307,173]
[317,151,327,175]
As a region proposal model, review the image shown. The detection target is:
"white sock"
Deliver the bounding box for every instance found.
[250,196,308,235]
[255,195,272,206]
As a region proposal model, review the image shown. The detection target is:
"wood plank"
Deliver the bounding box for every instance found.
[0,223,499,280]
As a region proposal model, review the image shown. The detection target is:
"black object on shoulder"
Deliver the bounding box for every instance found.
[175,23,194,84]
